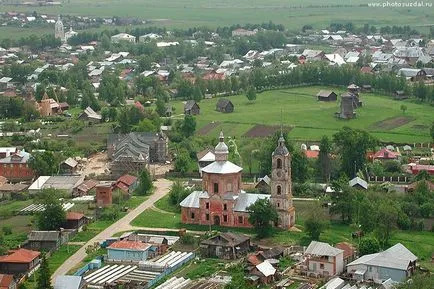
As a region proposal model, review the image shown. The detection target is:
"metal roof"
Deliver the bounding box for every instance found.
[179,191,209,208]
[349,177,368,189]
[305,241,343,257]
[233,192,270,212]
[54,275,83,289]
[256,260,276,277]
[201,160,242,174]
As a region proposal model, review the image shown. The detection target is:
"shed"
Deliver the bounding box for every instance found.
[200,233,250,259]
[316,90,337,102]
[184,100,200,115]
[216,98,234,113]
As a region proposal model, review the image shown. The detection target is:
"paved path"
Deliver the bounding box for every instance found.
[51,178,173,281]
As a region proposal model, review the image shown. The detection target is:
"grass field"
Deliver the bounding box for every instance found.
[172,86,434,143]
[0,0,432,39]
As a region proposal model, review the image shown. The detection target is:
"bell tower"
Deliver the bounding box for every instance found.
[270,133,295,228]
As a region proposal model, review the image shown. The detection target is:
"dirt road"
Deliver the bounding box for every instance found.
[51,178,173,281]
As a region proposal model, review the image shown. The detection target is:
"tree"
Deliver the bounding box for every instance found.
[174,150,192,174]
[37,253,53,289]
[318,135,332,182]
[246,86,257,102]
[135,169,153,195]
[134,119,156,132]
[400,104,407,114]
[374,200,398,247]
[333,127,378,177]
[155,98,166,116]
[330,176,355,223]
[304,202,329,240]
[247,198,278,238]
[37,189,66,231]
[192,86,203,102]
[358,236,380,255]
[28,151,61,177]
[180,115,196,138]
[168,181,191,210]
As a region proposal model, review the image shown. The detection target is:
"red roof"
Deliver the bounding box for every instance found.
[304,150,319,159]
[409,164,434,175]
[247,254,261,266]
[360,66,373,74]
[0,249,40,264]
[373,148,398,160]
[202,71,225,80]
[114,182,129,193]
[108,240,150,251]
[0,274,14,288]
[336,242,355,259]
[66,211,85,220]
[134,101,145,112]
[117,174,137,186]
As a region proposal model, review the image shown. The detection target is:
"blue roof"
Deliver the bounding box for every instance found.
[54,275,83,289]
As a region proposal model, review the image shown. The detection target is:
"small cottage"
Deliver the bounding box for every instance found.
[316,90,337,102]
[107,240,151,262]
[216,98,234,113]
[200,233,251,259]
[0,249,40,275]
[184,100,200,115]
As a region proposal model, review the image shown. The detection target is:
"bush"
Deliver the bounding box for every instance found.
[100,206,120,221]
[2,226,12,235]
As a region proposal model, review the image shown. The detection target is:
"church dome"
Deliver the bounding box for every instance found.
[273,134,289,156]
[214,131,229,161]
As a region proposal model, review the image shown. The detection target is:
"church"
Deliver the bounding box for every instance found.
[180,132,295,229]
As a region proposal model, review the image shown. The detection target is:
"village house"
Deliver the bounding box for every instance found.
[107,132,168,178]
[248,260,277,284]
[28,175,85,195]
[0,183,28,199]
[407,164,434,175]
[373,148,399,162]
[63,212,89,231]
[0,150,33,181]
[349,177,368,190]
[347,243,417,284]
[0,249,40,275]
[397,68,426,81]
[200,233,251,259]
[113,174,138,195]
[25,231,62,251]
[111,33,136,43]
[302,241,344,277]
[59,157,78,175]
[0,274,16,289]
[180,132,295,229]
[107,240,152,262]
[37,93,64,117]
[78,106,102,123]
[216,98,234,113]
[184,100,200,115]
[316,90,337,102]
[232,28,257,37]
[74,179,98,197]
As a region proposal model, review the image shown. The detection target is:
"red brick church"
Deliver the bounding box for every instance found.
[180,132,295,229]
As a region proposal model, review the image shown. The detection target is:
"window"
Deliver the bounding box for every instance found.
[320,264,324,269]
[223,215,228,222]
[238,216,243,224]
[277,202,280,208]
[206,214,210,221]
[227,183,232,191]
[191,212,195,219]
[213,183,219,193]
[277,185,282,195]
[277,158,282,169]
[205,202,209,209]
[223,204,227,211]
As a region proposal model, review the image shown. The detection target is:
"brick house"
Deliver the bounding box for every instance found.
[302,241,344,277]
[0,249,40,275]
[95,183,113,207]
[0,151,34,181]
[180,132,295,229]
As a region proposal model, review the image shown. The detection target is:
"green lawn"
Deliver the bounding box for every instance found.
[172,86,434,143]
[154,194,181,214]
[0,0,431,39]
[0,199,33,218]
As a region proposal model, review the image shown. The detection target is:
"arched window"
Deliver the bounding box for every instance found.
[277,185,281,195]
[276,158,282,169]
